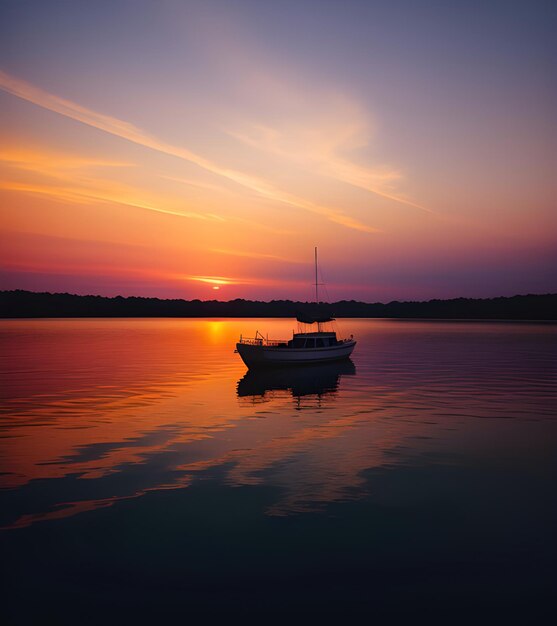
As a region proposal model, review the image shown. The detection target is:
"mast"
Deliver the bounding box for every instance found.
[315,247,321,332]
[315,246,318,304]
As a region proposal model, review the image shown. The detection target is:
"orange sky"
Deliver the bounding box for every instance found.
[1,1,555,301]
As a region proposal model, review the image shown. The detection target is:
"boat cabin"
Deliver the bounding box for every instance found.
[288,332,339,348]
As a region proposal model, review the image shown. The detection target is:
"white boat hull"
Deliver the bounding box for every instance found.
[236,340,356,368]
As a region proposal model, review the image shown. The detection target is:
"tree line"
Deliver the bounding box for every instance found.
[1,290,556,320]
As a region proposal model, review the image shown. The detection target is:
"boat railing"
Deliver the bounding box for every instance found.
[238,335,289,347]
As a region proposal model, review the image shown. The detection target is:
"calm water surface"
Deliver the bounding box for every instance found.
[1,318,556,621]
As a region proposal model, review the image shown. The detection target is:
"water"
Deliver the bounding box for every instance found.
[1,318,556,621]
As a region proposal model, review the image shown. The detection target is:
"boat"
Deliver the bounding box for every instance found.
[235,248,356,368]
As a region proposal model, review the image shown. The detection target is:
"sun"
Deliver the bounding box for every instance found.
[212,286,220,290]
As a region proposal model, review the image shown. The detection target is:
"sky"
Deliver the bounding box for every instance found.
[1,0,555,302]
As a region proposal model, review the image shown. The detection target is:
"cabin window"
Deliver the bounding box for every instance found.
[305,339,315,348]
[315,338,324,347]
[291,338,305,348]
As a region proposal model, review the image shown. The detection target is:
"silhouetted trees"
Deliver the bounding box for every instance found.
[1,290,555,320]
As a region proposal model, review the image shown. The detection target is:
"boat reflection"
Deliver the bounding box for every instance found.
[237,360,356,401]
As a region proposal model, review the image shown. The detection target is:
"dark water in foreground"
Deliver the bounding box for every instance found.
[1,318,556,622]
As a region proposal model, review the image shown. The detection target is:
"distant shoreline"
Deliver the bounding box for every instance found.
[1,290,556,321]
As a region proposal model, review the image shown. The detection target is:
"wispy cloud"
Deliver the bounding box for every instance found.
[0,148,133,172]
[185,275,239,286]
[0,181,222,221]
[210,248,303,263]
[0,69,378,233]
[229,122,433,214]
[180,273,308,288]
[0,148,224,221]
[187,18,431,215]
[159,174,231,195]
